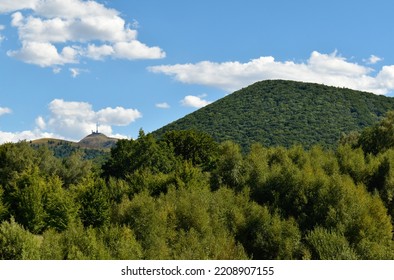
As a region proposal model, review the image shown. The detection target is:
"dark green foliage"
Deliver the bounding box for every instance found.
[358,111,394,154]
[59,151,92,186]
[0,142,36,186]
[0,186,7,221]
[76,178,110,228]
[103,130,177,179]
[154,80,394,150]
[162,130,218,169]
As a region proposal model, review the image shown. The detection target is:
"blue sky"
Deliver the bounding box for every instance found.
[1,0,394,143]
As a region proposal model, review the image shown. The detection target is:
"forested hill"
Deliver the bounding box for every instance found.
[31,132,118,159]
[154,80,394,150]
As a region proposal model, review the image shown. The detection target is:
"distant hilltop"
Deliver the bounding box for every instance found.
[31,132,119,159]
[78,132,119,150]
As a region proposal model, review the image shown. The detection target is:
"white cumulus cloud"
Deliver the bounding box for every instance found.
[35,116,46,130]
[7,41,78,67]
[44,99,142,140]
[1,0,165,68]
[0,130,56,144]
[0,99,142,144]
[149,51,394,95]
[0,0,38,13]
[97,107,142,126]
[180,95,211,108]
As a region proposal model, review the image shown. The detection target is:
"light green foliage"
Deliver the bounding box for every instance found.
[44,176,78,231]
[337,145,368,183]
[98,225,143,260]
[60,222,110,260]
[39,229,64,259]
[117,191,170,259]
[305,227,358,260]
[40,225,143,260]
[0,218,42,260]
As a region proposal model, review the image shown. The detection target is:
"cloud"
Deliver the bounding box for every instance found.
[35,116,46,130]
[0,24,5,43]
[0,99,142,144]
[1,0,165,67]
[0,130,56,144]
[0,107,12,116]
[365,55,382,65]
[85,44,114,60]
[155,102,170,109]
[180,95,211,108]
[0,0,38,13]
[7,41,78,67]
[97,107,142,126]
[43,99,142,140]
[149,51,394,95]
[69,67,89,78]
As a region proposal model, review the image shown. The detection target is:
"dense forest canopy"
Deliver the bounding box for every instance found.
[154,80,394,151]
[1,110,394,260]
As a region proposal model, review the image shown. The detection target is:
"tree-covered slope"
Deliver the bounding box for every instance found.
[154,80,394,150]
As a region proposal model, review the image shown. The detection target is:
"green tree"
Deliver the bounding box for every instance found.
[358,110,394,154]
[117,191,170,259]
[76,178,110,228]
[211,141,245,191]
[237,204,302,259]
[98,225,143,260]
[0,218,41,260]
[103,130,177,179]
[60,221,110,260]
[305,227,358,260]
[0,186,7,221]
[12,169,47,234]
[163,130,218,169]
[44,176,78,231]
[0,142,36,186]
[102,139,135,178]
[59,151,92,187]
